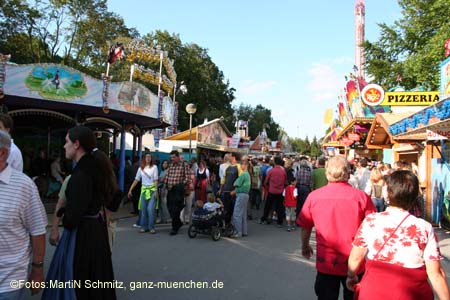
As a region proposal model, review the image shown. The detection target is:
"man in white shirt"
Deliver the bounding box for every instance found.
[355,158,371,191]
[218,153,230,183]
[0,131,47,299]
[0,113,23,172]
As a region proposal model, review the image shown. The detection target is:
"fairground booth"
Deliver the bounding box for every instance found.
[321,73,391,160]
[0,39,179,197]
[248,130,284,157]
[320,65,444,225]
[159,118,247,162]
[384,55,450,226]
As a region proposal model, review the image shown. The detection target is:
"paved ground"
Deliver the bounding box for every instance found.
[25,203,450,300]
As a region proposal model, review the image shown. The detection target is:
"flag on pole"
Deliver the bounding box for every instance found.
[323,108,333,125]
[107,43,124,64]
[396,74,403,82]
[445,38,450,57]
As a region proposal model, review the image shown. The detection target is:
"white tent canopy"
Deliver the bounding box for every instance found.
[114,132,156,151]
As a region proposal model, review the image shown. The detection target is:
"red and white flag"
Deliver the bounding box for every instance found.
[445,38,450,57]
[107,43,124,64]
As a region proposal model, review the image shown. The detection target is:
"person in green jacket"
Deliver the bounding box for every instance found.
[230,159,251,238]
[312,157,328,190]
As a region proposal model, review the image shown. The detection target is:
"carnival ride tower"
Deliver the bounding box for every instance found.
[355,0,365,79]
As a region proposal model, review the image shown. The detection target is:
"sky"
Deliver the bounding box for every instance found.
[107,0,401,139]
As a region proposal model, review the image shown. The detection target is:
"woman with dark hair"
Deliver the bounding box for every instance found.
[346,170,449,300]
[195,160,210,203]
[128,153,159,233]
[43,126,117,300]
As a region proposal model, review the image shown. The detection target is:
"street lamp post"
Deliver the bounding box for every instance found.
[186,103,197,160]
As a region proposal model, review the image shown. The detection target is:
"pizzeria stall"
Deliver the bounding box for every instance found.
[365,112,415,164]
[389,94,450,226]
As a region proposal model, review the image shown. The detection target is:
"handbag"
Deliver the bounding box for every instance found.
[353,213,410,300]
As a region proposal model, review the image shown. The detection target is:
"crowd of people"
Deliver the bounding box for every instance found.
[125,150,450,299]
[1,111,449,300]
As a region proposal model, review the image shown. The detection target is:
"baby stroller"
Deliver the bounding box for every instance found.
[188,208,229,241]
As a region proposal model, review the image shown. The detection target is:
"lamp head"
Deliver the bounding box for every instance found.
[186,103,197,115]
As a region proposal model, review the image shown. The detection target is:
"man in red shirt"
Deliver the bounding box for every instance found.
[259,156,287,226]
[298,155,375,300]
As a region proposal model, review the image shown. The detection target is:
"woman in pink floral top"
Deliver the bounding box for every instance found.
[346,170,449,300]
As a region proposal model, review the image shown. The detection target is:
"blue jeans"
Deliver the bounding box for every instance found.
[139,192,156,230]
[372,197,385,212]
[0,288,26,300]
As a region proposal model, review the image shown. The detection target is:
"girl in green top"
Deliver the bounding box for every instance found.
[230,160,251,238]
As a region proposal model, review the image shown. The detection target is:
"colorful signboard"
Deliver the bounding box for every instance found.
[4,64,177,125]
[440,56,450,99]
[431,157,450,226]
[197,121,230,147]
[161,96,175,125]
[361,84,384,106]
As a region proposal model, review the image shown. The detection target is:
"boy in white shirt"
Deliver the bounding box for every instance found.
[203,193,223,211]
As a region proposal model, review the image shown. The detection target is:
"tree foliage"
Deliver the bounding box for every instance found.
[288,135,322,158]
[141,30,236,131]
[234,103,280,140]
[364,0,450,90]
[0,0,282,138]
[0,0,137,69]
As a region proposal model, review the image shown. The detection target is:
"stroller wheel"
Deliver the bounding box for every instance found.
[188,224,197,238]
[211,226,221,241]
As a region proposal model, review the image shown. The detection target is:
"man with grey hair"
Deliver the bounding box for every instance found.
[0,113,23,172]
[297,155,375,300]
[0,131,47,299]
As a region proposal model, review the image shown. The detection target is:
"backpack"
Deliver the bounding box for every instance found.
[251,166,261,189]
[372,184,383,198]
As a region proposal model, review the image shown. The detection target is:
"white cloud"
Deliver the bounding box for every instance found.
[306,60,348,102]
[330,56,353,65]
[240,80,277,95]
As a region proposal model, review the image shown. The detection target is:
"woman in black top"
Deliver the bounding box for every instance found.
[195,160,210,203]
[43,126,117,300]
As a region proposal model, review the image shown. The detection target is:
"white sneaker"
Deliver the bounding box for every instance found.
[132,224,141,228]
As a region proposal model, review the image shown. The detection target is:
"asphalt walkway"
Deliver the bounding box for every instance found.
[47,202,450,262]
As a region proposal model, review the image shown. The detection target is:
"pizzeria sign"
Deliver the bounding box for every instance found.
[361,84,439,107]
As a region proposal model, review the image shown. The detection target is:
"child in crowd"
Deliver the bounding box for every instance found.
[194,200,204,210]
[203,192,223,212]
[283,178,298,232]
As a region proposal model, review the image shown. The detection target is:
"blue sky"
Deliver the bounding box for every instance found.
[108,0,401,139]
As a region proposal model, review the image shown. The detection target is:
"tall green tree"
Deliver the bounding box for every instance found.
[364,0,450,90]
[0,0,136,67]
[0,0,43,63]
[310,136,321,158]
[142,31,235,132]
[234,103,280,141]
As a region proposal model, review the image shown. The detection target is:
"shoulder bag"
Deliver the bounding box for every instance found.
[353,213,410,299]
